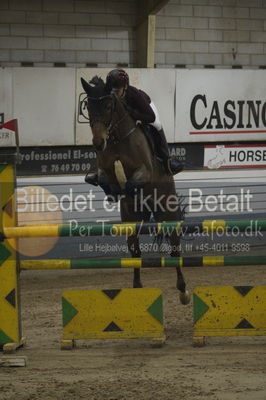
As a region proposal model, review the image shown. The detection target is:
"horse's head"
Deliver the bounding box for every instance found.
[81,76,113,151]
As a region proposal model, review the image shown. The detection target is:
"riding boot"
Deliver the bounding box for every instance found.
[155,128,183,175]
[85,171,98,186]
[85,170,119,202]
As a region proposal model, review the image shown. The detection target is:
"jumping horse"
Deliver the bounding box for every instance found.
[81,76,190,305]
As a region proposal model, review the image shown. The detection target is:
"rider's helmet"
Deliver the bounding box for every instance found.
[106,69,129,91]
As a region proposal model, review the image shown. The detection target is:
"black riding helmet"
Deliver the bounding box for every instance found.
[106,69,129,92]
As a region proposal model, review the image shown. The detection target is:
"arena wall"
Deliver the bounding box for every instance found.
[0,0,266,69]
[1,67,266,146]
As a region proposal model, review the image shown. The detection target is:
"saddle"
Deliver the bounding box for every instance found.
[139,124,160,161]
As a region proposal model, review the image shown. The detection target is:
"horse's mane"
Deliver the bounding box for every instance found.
[81,75,107,98]
[89,75,105,88]
[89,75,107,98]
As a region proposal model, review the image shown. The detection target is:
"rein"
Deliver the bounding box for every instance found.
[107,111,136,144]
[86,94,112,128]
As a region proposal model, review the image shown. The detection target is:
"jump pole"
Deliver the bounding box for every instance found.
[20,255,266,270]
[3,218,266,238]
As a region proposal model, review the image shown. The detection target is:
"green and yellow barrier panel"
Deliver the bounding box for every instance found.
[193,286,266,346]
[0,162,25,353]
[61,288,165,349]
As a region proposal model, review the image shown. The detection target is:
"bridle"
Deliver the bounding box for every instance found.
[86,94,112,128]
[86,93,137,147]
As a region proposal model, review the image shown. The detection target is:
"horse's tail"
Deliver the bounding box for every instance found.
[114,160,127,190]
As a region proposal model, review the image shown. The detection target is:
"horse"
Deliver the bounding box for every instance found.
[81,76,190,305]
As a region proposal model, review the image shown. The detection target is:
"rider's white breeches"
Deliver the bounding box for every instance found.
[149,102,162,131]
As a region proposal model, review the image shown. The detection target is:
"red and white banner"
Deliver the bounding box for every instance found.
[0,119,18,147]
[0,119,17,131]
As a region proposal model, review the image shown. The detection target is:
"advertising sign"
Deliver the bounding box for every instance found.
[16,146,97,176]
[0,118,15,146]
[175,70,266,143]
[204,144,266,169]
[16,143,204,176]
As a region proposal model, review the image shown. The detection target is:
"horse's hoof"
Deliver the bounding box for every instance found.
[179,290,190,305]
[133,282,143,288]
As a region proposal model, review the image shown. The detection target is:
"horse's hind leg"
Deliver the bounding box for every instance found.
[170,231,190,305]
[120,198,148,288]
[127,234,142,288]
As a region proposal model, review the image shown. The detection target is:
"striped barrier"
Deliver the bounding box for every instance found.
[193,285,266,346]
[61,288,165,349]
[20,255,266,270]
[3,218,266,239]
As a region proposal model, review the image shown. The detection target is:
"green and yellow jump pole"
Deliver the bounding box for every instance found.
[20,255,266,270]
[3,218,266,239]
[0,148,25,353]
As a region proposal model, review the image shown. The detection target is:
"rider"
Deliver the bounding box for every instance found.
[85,69,182,186]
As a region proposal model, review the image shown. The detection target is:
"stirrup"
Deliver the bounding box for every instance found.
[167,158,183,175]
[85,172,98,186]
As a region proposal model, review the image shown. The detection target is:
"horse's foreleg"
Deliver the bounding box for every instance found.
[127,234,142,288]
[170,232,190,305]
